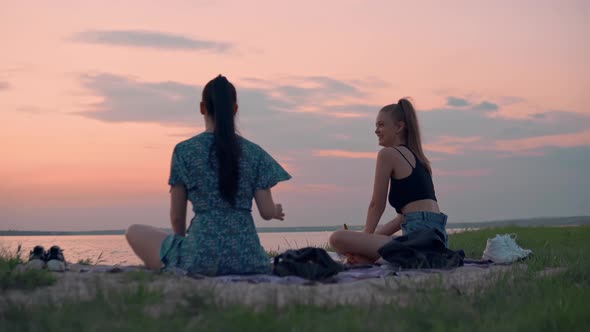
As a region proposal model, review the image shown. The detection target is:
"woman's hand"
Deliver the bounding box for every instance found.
[273,203,285,220]
[254,189,284,221]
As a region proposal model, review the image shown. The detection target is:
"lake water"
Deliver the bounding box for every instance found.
[0,229,466,265]
[0,232,336,265]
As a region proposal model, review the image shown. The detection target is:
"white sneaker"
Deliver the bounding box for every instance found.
[26,245,47,270]
[482,234,533,264]
[504,234,533,259]
[46,245,67,272]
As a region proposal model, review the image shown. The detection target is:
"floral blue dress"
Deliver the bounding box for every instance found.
[159,132,291,276]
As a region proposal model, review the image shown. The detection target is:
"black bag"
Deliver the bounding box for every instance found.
[272,247,344,280]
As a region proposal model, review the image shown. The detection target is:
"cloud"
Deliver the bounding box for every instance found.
[313,144,465,157]
[420,136,482,155]
[275,76,361,98]
[306,76,360,96]
[76,73,293,127]
[76,73,374,126]
[437,135,482,145]
[312,150,376,159]
[493,130,590,152]
[445,97,498,111]
[71,30,231,52]
[320,104,380,119]
[75,75,590,157]
[421,100,590,144]
[423,144,463,155]
[447,97,470,107]
[472,101,498,112]
[273,76,363,109]
[77,74,200,124]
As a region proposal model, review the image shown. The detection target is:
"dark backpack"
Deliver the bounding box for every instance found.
[272,247,344,280]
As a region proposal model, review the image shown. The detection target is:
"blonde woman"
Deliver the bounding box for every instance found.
[329,99,447,264]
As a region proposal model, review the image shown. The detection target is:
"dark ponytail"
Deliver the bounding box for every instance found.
[202,75,240,206]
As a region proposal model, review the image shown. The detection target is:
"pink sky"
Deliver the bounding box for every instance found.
[1,1,589,230]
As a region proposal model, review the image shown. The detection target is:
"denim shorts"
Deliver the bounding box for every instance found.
[401,211,448,247]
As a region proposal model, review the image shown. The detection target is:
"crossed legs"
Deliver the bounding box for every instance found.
[125,224,168,270]
[329,230,393,264]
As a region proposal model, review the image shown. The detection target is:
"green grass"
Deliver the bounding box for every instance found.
[2,226,590,331]
[0,245,56,291]
[449,226,590,271]
[76,252,106,266]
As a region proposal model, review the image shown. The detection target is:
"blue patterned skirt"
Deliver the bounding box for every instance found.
[159,209,270,276]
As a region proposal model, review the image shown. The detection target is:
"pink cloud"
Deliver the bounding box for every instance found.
[312,150,376,159]
[424,144,461,154]
[424,136,482,155]
[314,146,461,158]
[326,112,369,118]
[437,135,481,145]
[494,130,590,152]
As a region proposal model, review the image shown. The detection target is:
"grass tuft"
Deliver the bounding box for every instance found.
[0,244,56,290]
[76,252,106,266]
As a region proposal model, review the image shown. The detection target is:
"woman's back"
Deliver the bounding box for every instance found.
[125,75,290,274]
[171,132,287,213]
[163,132,290,275]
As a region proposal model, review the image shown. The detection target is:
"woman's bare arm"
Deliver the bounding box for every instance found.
[170,185,188,236]
[363,148,395,233]
[375,214,404,236]
[254,188,284,220]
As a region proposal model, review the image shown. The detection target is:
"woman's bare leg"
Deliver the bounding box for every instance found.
[329,230,393,262]
[125,224,168,270]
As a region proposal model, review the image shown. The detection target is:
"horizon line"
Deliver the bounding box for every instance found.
[1,215,589,234]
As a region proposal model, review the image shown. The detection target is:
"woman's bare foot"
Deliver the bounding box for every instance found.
[344,254,375,265]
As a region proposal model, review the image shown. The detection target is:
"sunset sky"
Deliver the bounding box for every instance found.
[1,1,589,231]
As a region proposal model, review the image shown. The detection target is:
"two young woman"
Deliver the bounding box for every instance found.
[126,75,446,275]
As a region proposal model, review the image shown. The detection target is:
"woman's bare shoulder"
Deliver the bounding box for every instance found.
[377,146,414,170]
[377,147,400,160]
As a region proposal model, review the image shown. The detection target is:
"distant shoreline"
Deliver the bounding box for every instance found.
[1,215,589,236]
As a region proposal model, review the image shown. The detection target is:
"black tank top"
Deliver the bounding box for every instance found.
[388,146,437,214]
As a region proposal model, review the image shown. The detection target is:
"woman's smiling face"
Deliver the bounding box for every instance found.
[375,110,398,147]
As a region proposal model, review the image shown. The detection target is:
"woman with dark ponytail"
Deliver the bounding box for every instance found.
[126,75,291,275]
[329,98,447,264]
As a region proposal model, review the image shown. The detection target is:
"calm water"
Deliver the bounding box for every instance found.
[0,229,466,265]
[0,232,335,265]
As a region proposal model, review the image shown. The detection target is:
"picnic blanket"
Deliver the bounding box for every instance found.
[63,258,493,285]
